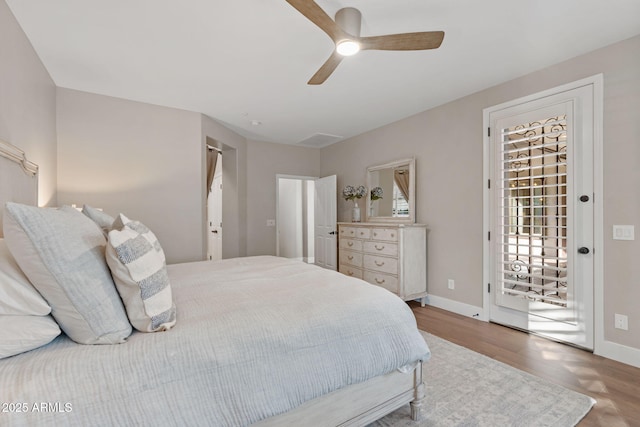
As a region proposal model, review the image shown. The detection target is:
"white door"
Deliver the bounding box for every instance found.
[487,84,596,350]
[314,175,337,270]
[208,173,223,261]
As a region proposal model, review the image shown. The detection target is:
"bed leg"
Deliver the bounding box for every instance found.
[410,362,427,421]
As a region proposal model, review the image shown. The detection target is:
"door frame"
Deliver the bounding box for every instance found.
[275,174,318,261]
[482,74,603,350]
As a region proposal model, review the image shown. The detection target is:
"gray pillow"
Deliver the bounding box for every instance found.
[81,204,115,236]
[3,203,132,344]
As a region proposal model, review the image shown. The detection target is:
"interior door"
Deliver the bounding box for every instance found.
[208,174,223,261]
[488,85,595,350]
[314,175,337,270]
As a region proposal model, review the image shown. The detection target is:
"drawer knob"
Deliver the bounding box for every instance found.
[348,242,353,247]
[373,232,377,237]
[374,260,385,267]
[348,271,354,276]
[391,233,395,238]
[375,245,385,251]
[348,255,354,260]
[375,278,386,284]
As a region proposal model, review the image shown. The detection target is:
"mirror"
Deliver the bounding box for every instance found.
[366,158,415,223]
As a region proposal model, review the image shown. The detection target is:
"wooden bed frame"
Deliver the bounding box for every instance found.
[0,139,427,426]
[258,362,426,426]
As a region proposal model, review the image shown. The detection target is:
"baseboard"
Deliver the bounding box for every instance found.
[596,339,640,369]
[424,294,486,321]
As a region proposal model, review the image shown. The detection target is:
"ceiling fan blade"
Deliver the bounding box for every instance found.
[286,0,347,42]
[308,51,343,85]
[360,31,444,51]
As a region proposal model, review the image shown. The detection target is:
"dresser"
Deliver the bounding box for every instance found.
[338,222,427,305]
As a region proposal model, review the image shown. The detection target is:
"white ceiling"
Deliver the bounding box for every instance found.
[7,0,640,146]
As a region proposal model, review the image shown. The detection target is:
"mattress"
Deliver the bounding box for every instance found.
[0,256,430,426]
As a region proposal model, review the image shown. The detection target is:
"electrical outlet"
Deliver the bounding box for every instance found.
[447,279,455,290]
[615,313,628,330]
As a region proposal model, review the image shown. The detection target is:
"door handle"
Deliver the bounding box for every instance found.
[579,195,590,202]
[211,230,218,234]
[329,231,336,235]
[578,247,590,254]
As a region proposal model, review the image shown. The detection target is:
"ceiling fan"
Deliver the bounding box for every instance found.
[285,0,445,85]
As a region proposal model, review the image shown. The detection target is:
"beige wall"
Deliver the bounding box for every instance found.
[55,91,320,263]
[246,140,320,256]
[56,88,204,264]
[321,34,640,351]
[0,1,57,206]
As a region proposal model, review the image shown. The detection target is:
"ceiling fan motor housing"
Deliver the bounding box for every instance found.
[335,7,361,38]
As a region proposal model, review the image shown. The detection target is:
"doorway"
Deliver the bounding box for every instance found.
[276,174,337,269]
[484,76,603,350]
[207,147,222,261]
[276,175,315,263]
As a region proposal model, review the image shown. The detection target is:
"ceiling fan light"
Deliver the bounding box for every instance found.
[336,40,360,56]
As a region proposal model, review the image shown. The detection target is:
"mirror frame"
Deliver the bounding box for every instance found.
[366,157,415,224]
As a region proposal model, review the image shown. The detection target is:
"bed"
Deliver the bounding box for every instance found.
[0,139,430,426]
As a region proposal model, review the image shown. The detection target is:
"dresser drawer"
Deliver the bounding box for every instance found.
[371,228,398,242]
[339,238,362,252]
[339,226,372,239]
[364,254,398,275]
[339,265,363,279]
[364,271,398,293]
[354,228,371,239]
[339,226,357,238]
[363,241,398,257]
[340,250,363,267]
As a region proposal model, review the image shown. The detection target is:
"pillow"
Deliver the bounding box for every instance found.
[111,214,166,258]
[106,214,176,332]
[0,315,61,359]
[81,204,115,236]
[0,238,51,316]
[3,203,132,344]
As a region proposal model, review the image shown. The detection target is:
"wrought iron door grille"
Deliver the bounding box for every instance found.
[499,115,568,307]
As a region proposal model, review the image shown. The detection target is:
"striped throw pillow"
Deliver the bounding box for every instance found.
[106,215,176,332]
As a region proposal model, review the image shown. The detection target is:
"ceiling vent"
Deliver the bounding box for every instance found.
[296,133,343,148]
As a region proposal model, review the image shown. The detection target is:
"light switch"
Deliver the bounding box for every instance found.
[613,225,634,241]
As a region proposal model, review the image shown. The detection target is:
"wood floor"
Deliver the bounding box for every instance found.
[409,303,640,427]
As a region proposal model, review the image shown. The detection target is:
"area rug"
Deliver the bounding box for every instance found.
[370,331,595,427]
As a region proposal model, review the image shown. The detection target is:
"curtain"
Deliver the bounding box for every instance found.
[206,149,219,199]
[394,169,409,201]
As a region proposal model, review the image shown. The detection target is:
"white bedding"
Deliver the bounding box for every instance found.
[0,256,430,426]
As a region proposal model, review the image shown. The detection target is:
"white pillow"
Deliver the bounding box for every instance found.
[0,315,61,359]
[3,203,132,344]
[0,239,51,316]
[107,214,176,332]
